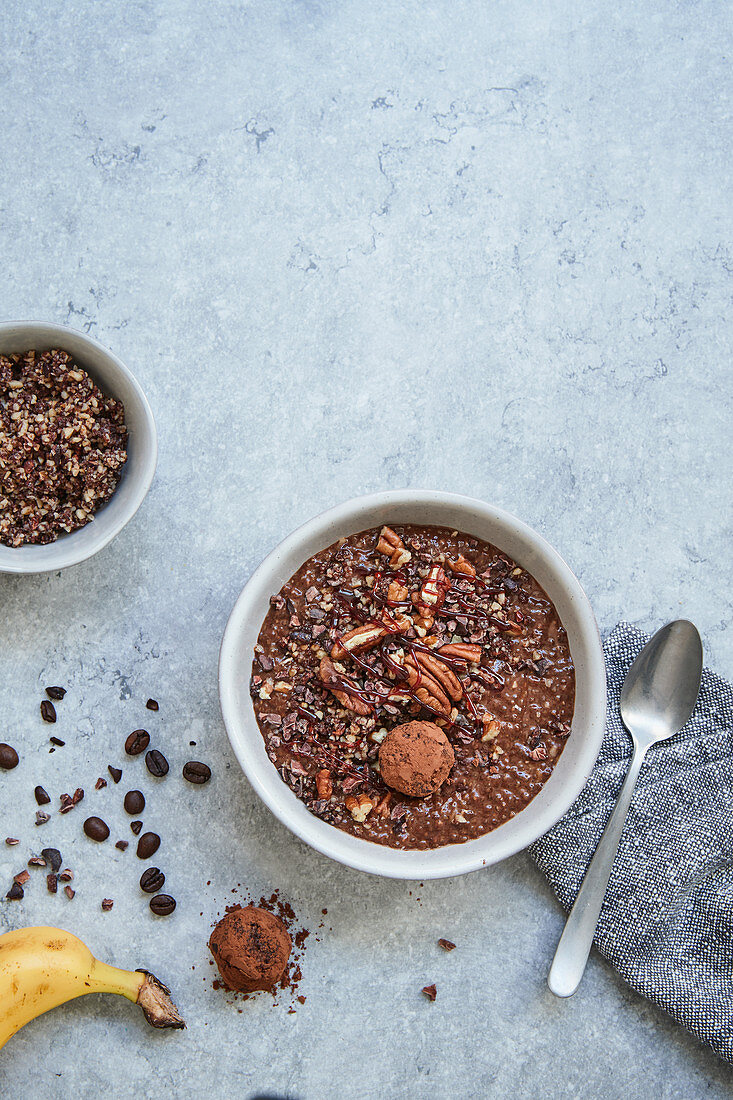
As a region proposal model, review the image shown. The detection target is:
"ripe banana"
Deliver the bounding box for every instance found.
[0,926,185,1051]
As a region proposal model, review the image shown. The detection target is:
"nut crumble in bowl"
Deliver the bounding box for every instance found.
[0,348,127,547]
[250,524,575,851]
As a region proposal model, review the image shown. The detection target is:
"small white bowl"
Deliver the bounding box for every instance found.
[0,321,157,573]
[219,491,606,879]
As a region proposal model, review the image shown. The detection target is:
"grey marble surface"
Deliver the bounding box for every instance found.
[1,1,731,1096]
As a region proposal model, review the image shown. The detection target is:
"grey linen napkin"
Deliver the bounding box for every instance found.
[530,622,733,1064]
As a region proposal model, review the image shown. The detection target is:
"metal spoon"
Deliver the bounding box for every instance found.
[548,619,703,997]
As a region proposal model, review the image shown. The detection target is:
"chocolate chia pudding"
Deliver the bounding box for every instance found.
[250,524,575,850]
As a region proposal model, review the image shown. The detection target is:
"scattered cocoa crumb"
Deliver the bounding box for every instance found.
[64,885,75,900]
[49,736,65,747]
[59,869,73,882]
[59,788,84,814]
[46,686,66,700]
[6,882,24,900]
[13,870,30,885]
[101,898,114,911]
[438,939,456,952]
[35,811,50,825]
[422,984,437,1001]
[47,873,57,893]
[5,837,19,846]
[108,765,122,783]
[40,700,57,723]
[146,699,159,711]
[115,840,129,851]
[95,777,107,790]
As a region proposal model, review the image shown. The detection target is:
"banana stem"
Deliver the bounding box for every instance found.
[89,960,185,1030]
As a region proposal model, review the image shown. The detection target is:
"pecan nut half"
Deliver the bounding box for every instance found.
[446,554,476,577]
[315,769,333,799]
[374,792,392,817]
[418,565,450,610]
[481,716,501,741]
[331,621,388,660]
[378,608,412,635]
[402,656,452,718]
[345,793,374,822]
[387,579,409,604]
[413,564,452,629]
[376,526,412,569]
[410,650,463,702]
[318,655,372,716]
[438,642,482,664]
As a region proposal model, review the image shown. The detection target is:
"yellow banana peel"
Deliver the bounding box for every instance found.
[0,926,185,1051]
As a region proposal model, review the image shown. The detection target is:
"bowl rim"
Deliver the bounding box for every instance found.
[219,490,607,879]
[0,319,157,573]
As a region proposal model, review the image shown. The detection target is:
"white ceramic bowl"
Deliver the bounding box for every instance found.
[0,321,157,573]
[219,491,606,879]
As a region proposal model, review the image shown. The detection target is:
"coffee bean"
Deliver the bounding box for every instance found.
[40,700,57,723]
[124,790,145,815]
[0,743,19,770]
[149,894,176,916]
[131,820,143,835]
[45,686,66,700]
[6,882,24,900]
[108,765,122,784]
[145,749,168,777]
[140,867,165,893]
[182,761,211,785]
[146,698,159,711]
[136,831,161,859]
[125,730,150,756]
[34,785,51,805]
[83,816,110,842]
[41,848,62,872]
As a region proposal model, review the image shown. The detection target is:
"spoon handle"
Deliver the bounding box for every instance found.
[548,743,647,997]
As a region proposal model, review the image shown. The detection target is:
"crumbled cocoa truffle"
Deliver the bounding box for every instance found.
[209,906,291,993]
[379,721,454,797]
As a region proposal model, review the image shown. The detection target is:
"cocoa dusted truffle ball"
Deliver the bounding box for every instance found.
[208,906,291,993]
[378,720,455,798]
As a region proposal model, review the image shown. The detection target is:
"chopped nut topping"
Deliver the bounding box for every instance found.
[0,349,127,546]
[345,793,374,822]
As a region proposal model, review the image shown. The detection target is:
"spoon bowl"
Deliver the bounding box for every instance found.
[620,620,703,747]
